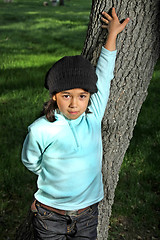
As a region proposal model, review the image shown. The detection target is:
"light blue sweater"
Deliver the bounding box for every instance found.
[22,47,117,210]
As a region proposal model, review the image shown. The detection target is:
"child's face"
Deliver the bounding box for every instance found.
[53,88,90,120]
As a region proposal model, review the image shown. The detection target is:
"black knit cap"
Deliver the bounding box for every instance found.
[44,55,98,94]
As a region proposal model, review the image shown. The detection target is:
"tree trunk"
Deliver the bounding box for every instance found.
[15,0,160,239]
[82,0,160,239]
[59,0,64,6]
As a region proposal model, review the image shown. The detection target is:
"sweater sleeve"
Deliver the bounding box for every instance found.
[21,128,43,175]
[89,47,117,121]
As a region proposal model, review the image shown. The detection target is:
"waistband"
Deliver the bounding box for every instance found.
[31,200,92,217]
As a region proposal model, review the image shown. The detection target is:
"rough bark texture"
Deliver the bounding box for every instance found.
[16,0,160,239]
[82,0,160,239]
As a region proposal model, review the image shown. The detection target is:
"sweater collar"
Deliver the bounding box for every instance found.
[55,110,85,126]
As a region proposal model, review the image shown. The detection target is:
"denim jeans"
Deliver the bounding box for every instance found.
[31,201,98,240]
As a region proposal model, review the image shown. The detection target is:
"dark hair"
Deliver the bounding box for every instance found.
[40,98,57,122]
[41,95,92,123]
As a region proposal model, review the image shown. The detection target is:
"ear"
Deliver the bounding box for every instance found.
[52,95,56,101]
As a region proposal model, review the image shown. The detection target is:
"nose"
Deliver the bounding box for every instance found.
[69,97,77,108]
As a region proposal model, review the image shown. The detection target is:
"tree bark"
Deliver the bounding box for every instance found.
[82,0,160,239]
[16,0,160,239]
[59,0,64,6]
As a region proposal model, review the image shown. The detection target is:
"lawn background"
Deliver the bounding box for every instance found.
[0,0,159,239]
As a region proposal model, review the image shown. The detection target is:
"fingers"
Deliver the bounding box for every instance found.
[111,7,118,20]
[102,11,112,21]
[101,16,109,24]
[101,25,108,29]
[121,18,130,29]
[102,7,118,21]
[101,7,130,33]
[118,18,130,32]
[101,11,112,29]
[101,8,117,28]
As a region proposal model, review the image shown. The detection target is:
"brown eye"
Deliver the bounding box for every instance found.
[63,95,70,99]
[80,95,86,99]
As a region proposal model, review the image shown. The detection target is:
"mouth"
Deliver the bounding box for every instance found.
[68,111,79,115]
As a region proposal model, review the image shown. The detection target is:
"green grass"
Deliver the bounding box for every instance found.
[0,0,92,239]
[0,0,160,239]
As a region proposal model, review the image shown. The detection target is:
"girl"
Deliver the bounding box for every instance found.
[22,8,129,240]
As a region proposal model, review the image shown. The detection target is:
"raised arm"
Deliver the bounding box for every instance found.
[89,8,129,120]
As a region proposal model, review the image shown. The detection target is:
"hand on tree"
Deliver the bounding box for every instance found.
[101,7,130,37]
[101,7,129,51]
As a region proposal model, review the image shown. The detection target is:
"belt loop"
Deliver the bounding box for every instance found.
[31,200,38,213]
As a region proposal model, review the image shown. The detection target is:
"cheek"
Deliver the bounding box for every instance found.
[81,100,90,110]
[57,100,67,112]
[57,102,63,111]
